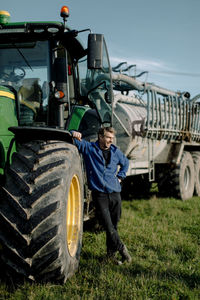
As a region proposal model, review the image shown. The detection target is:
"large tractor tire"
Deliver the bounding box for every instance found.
[0,140,84,283]
[191,152,200,196]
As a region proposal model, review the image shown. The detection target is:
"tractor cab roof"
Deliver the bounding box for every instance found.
[0,18,87,60]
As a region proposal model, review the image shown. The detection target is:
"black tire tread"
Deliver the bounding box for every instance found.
[0,140,83,283]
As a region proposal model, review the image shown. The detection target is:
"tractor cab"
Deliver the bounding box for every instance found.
[0,9,113,141]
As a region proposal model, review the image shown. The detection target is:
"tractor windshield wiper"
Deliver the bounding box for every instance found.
[12,43,33,71]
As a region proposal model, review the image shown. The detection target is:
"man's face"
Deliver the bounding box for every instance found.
[99,131,114,150]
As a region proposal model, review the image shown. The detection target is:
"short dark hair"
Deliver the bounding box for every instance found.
[98,126,115,137]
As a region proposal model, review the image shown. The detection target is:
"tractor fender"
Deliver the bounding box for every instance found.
[8,126,73,144]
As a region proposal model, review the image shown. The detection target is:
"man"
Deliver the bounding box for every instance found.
[72,126,132,264]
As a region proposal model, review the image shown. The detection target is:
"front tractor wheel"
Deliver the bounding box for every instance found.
[0,140,84,283]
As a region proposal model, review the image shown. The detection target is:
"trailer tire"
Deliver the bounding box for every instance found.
[171,151,195,200]
[191,152,200,196]
[0,140,84,283]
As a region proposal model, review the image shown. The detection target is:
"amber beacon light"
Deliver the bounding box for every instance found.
[60,6,69,20]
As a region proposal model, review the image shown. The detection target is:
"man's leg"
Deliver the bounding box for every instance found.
[92,191,124,253]
[106,192,123,255]
[107,192,132,263]
[109,192,121,229]
[92,191,132,263]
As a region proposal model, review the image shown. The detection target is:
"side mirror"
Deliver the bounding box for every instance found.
[87,34,104,69]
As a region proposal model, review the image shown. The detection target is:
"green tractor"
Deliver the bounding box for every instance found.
[1,3,197,285]
[0,7,113,283]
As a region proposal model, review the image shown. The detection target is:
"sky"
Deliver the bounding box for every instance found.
[1,0,200,98]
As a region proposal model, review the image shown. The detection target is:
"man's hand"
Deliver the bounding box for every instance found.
[72,131,82,141]
[117,176,123,184]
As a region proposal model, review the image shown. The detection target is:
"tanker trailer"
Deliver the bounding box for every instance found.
[68,36,200,202]
[110,71,200,200]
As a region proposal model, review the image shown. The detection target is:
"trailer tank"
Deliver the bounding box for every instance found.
[111,71,200,200]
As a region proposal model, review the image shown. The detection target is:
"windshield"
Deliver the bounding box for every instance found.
[78,39,113,125]
[0,41,49,126]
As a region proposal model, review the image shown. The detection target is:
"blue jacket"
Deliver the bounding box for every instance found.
[74,139,129,193]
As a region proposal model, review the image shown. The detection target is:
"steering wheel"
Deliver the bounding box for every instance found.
[0,66,26,82]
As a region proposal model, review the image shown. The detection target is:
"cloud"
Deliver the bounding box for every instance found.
[110,55,200,78]
[110,55,166,71]
[109,50,200,97]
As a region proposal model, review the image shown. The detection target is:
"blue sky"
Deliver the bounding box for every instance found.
[1,0,200,97]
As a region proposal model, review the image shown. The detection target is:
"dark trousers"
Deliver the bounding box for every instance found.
[92,191,124,253]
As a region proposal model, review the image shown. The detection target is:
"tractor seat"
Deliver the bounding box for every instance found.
[18,78,42,125]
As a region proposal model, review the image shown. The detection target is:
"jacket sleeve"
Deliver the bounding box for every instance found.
[73,138,90,154]
[117,151,129,179]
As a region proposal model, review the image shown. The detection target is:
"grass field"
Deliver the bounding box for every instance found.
[1,194,200,299]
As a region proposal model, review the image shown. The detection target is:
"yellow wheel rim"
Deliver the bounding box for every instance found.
[66,174,81,257]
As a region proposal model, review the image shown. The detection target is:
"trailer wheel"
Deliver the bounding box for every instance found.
[191,152,200,196]
[0,140,83,283]
[171,151,195,200]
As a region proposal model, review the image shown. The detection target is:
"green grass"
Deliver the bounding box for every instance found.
[1,195,200,299]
